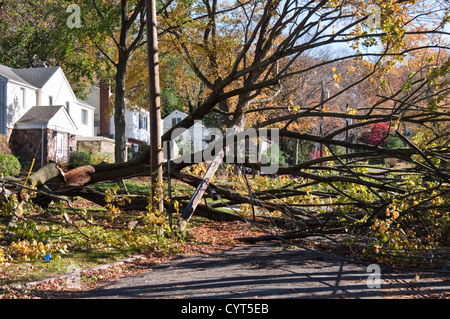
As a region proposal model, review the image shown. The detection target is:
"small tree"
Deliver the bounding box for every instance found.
[361,122,391,147]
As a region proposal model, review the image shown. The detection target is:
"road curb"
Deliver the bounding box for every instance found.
[26,255,144,287]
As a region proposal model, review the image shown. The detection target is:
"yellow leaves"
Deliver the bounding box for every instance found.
[8,240,63,262]
[16,204,24,217]
[328,0,340,8]
[392,210,400,220]
[333,73,342,83]
[332,66,341,88]
[104,185,131,222]
[183,162,208,178]
[346,107,358,115]
[385,205,399,220]
[0,247,6,264]
[288,100,301,113]
[292,105,301,112]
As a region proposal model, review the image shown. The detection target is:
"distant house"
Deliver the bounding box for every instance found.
[0,63,213,168]
[86,85,151,153]
[162,110,207,156]
[87,87,209,161]
[0,64,95,167]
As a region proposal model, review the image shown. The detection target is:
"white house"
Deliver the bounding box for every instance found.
[163,110,207,154]
[0,64,95,167]
[0,64,212,167]
[11,66,95,137]
[86,85,209,161]
[0,64,95,137]
[85,85,152,154]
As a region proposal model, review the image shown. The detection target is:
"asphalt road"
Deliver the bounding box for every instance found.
[76,243,449,299]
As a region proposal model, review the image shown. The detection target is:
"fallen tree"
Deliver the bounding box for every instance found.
[1,0,449,267]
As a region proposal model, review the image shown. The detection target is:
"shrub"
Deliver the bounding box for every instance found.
[0,154,21,177]
[386,136,406,149]
[70,148,113,168]
[360,122,390,147]
[69,149,92,168]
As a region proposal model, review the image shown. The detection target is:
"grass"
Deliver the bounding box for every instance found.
[1,252,124,284]
[0,192,187,289]
[0,227,182,289]
[0,173,271,291]
[92,179,150,196]
[91,176,194,196]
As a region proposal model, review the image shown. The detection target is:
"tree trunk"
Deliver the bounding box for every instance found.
[146,0,164,213]
[114,56,128,163]
[113,0,134,164]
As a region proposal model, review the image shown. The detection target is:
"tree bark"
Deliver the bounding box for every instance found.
[114,59,128,163]
[146,0,164,213]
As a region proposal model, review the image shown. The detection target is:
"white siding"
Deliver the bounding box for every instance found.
[47,108,78,135]
[125,110,150,144]
[38,69,94,137]
[162,110,187,134]
[109,108,152,144]
[85,87,101,136]
[70,102,94,137]
[39,69,76,106]
[163,110,207,152]
[6,82,36,128]
[2,65,96,138]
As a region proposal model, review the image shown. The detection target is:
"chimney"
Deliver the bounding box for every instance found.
[99,82,111,138]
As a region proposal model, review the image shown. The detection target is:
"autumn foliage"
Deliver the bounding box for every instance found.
[360,122,391,147]
[0,0,449,270]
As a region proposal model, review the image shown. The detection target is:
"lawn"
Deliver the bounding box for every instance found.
[0,173,268,298]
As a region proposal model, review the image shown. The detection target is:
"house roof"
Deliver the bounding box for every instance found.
[12,66,60,88]
[0,64,60,89]
[16,105,65,124]
[15,105,78,134]
[163,110,188,119]
[77,98,95,109]
[0,64,36,87]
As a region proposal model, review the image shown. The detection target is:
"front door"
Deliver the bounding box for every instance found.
[55,132,68,163]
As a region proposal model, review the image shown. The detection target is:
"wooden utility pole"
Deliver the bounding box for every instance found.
[178,149,224,231]
[146,0,163,213]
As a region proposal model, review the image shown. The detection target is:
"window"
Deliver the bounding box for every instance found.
[20,88,26,108]
[139,114,144,129]
[139,113,148,130]
[81,109,88,125]
[172,117,181,127]
[49,96,53,105]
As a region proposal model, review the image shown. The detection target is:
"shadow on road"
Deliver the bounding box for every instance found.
[73,244,449,299]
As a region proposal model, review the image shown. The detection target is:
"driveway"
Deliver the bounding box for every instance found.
[76,243,449,299]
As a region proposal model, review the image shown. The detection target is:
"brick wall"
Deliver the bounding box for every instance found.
[9,128,47,167]
[9,128,77,168]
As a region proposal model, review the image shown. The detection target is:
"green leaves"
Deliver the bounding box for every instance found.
[0,154,21,178]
